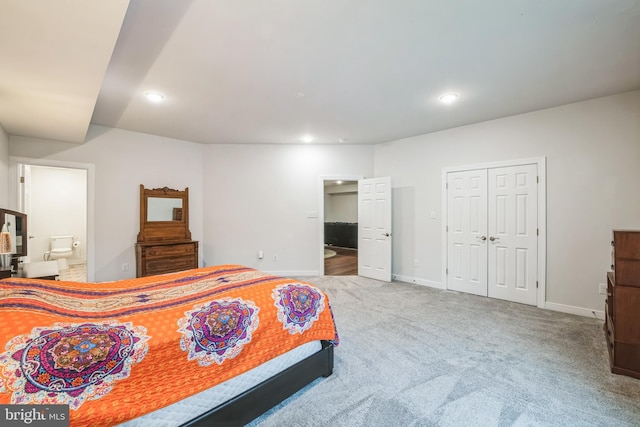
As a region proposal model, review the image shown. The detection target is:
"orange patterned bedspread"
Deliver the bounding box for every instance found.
[0,265,338,426]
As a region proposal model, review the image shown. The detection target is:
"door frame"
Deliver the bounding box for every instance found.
[318,175,363,275]
[441,157,546,308]
[8,156,96,282]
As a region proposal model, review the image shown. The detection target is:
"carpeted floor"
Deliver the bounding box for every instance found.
[249,276,640,427]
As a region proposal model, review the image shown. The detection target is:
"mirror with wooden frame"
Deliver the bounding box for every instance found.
[0,208,28,258]
[137,185,191,242]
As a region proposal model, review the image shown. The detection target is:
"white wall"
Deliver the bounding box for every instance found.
[27,165,87,263]
[375,90,640,314]
[324,183,358,223]
[9,125,204,281]
[202,144,373,275]
[0,123,8,207]
[6,91,638,317]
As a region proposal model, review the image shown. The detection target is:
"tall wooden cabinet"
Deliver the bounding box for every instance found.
[136,185,198,277]
[605,230,640,379]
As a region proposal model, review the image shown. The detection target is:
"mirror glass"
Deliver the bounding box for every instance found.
[147,197,183,222]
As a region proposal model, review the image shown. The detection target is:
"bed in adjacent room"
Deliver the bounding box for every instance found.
[0,265,338,426]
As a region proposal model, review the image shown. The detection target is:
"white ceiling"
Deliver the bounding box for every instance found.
[2,0,640,145]
[0,0,129,143]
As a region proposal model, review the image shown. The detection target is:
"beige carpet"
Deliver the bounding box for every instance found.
[249,275,640,427]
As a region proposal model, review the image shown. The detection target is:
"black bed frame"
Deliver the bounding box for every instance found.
[181,340,334,427]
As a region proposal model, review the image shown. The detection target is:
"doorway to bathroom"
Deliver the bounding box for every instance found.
[9,157,94,282]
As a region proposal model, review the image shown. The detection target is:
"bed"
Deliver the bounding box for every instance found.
[0,265,338,426]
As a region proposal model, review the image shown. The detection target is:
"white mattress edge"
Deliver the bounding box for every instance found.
[118,340,322,427]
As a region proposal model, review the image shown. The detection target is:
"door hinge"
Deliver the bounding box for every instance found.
[20,176,25,184]
[536,281,539,288]
[446,182,448,189]
[537,228,539,236]
[446,268,448,275]
[446,225,449,232]
[537,176,539,184]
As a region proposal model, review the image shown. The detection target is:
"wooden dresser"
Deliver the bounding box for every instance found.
[605,230,640,379]
[136,240,198,277]
[136,185,198,277]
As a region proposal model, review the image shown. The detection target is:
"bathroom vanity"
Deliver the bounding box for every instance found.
[135,185,198,277]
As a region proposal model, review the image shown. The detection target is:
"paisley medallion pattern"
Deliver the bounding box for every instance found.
[272,283,325,334]
[178,298,259,366]
[0,322,149,409]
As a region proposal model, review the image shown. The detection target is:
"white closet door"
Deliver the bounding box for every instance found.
[487,165,538,305]
[446,170,488,296]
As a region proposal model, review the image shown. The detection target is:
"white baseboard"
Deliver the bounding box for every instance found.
[544,301,605,320]
[392,274,444,289]
[391,275,605,320]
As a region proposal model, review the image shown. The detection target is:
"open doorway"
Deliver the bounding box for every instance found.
[24,165,87,281]
[9,157,94,282]
[323,179,358,275]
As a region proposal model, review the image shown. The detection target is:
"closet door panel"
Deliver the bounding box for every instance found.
[446,169,488,296]
[487,164,538,305]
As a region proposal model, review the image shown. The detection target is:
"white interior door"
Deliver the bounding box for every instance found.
[487,165,538,305]
[446,163,539,306]
[446,170,488,296]
[358,177,392,282]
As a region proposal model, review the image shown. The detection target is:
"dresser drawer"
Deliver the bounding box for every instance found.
[613,259,640,287]
[145,255,197,275]
[613,230,640,260]
[145,243,196,258]
[136,241,199,277]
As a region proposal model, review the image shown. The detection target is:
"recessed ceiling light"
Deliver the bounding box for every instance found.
[301,135,313,143]
[439,92,459,104]
[338,138,347,143]
[144,92,165,103]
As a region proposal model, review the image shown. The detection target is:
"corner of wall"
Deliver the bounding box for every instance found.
[0,123,9,206]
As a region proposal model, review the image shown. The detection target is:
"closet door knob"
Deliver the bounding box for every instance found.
[478,235,487,241]
[489,236,500,241]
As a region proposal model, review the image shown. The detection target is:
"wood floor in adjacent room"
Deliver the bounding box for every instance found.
[324,246,357,275]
